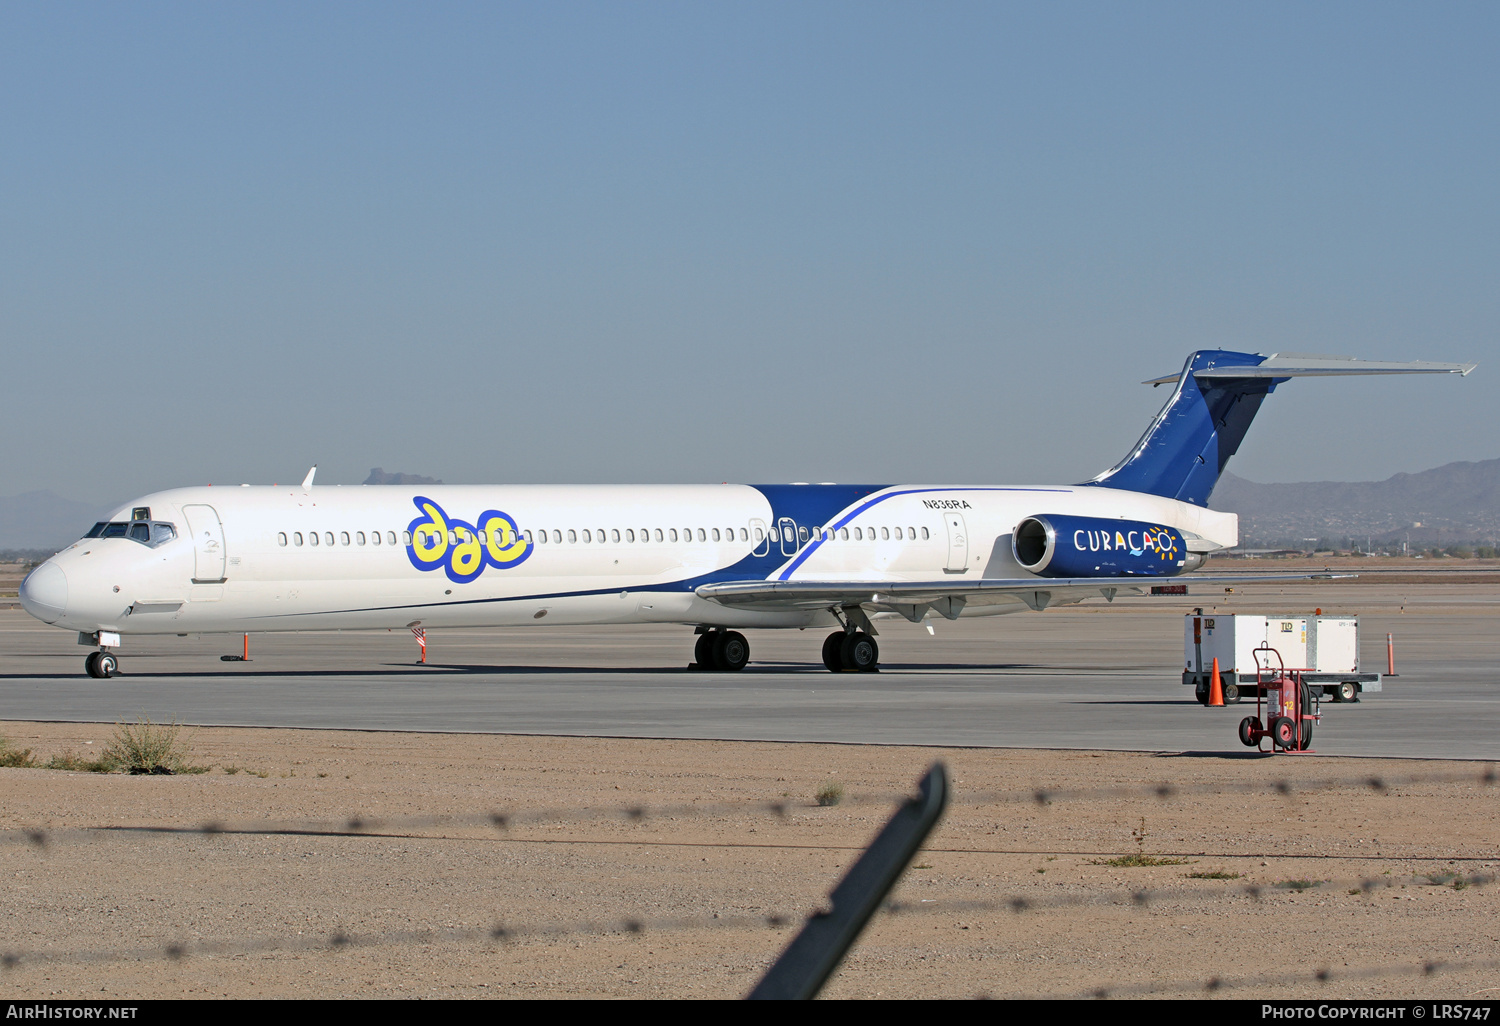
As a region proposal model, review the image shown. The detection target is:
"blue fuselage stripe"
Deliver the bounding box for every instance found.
[774,486,1072,580]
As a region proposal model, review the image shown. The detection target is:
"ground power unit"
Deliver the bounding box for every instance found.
[1183,613,1381,705]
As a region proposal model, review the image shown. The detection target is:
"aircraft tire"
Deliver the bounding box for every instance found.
[822,632,845,673]
[694,632,716,670]
[714,631,749,672]
[84,652,102,678]
[841,632,878,672]
[98,652,118,678]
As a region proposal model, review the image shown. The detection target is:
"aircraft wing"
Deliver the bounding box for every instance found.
[696,573,1350,620]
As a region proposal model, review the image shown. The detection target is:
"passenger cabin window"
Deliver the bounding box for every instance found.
[294,532,304,546]
[390,531,399,545]
[341,532,351,546]
[357,532,366,546]
[611,529,621,543]
[324,532,335,546]
[309,532,319,546]
[921,527,930,540]
[278,532,288,547]
[696,528,706,542]
[401,531,411,545]
[568,530,577,543]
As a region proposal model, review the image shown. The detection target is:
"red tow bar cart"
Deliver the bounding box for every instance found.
[1237,645,1321,753]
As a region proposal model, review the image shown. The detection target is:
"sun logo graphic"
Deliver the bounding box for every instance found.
[1152,527,1180,561]
[406,496,532,583]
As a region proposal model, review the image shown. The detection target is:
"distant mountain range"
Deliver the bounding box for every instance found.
[4,460,1497,554]
[363,468,443,486]
[1209,459,1500,546]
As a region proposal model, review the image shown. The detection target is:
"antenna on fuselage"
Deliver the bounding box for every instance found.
[301,465,317,489]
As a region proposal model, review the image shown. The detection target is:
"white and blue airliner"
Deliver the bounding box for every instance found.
[18,350,1474,678]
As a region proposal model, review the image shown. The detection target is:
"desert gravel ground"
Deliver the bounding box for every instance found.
[1,721,1497,1000]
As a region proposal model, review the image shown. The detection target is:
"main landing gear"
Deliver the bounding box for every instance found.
[84,651,119,679]
[694,630,750,672]
[822,630,879,673]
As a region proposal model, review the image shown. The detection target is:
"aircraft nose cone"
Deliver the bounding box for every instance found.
[19,562,68,623]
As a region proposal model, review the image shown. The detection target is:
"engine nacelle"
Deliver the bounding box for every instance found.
[1013,515,1192,577]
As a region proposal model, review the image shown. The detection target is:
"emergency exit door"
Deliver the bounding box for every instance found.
[944,514,968,572]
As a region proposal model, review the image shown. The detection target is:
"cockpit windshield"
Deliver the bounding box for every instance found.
[85,521,177,548]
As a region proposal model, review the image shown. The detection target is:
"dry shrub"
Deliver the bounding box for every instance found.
[102,718,203,775]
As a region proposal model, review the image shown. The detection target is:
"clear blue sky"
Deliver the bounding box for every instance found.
[3,1,1495,503]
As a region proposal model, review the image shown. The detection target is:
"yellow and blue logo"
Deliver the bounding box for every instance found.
[405,496,531,583]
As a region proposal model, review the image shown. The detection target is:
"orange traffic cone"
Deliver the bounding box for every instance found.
[1208,657,1224,706]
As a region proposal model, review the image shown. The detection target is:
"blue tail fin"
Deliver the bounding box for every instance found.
[1087,350,1276,506]
[1086,349,1477,506]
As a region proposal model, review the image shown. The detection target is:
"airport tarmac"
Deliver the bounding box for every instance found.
[2,577,1496,760]
[3,573,1498,999]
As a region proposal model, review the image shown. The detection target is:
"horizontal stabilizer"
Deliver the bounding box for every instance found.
[1143,353,1476,386]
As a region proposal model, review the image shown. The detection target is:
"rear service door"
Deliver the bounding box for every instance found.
[182,504,227,583]
[944,514,968,572]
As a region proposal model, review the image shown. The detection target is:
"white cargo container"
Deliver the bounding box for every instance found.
[1183,612,1380,705]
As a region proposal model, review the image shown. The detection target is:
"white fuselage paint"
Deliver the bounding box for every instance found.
[25,482,1237,637]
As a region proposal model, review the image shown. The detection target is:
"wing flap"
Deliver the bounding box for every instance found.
[696,574,1352,613]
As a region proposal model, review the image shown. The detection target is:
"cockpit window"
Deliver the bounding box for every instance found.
[88,520,178,547]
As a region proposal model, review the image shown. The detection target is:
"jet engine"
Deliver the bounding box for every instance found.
[1012,515,1196,577]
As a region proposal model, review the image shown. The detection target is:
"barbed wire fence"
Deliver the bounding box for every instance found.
[1,762,1495,997]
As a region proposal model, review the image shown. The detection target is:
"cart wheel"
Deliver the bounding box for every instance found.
[1238,716,1261,747]
[1337,681,1357,703]
[1222,682,1240,704]
[1271,717,1296,749]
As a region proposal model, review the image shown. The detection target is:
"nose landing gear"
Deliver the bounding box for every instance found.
[84,651,118,679]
